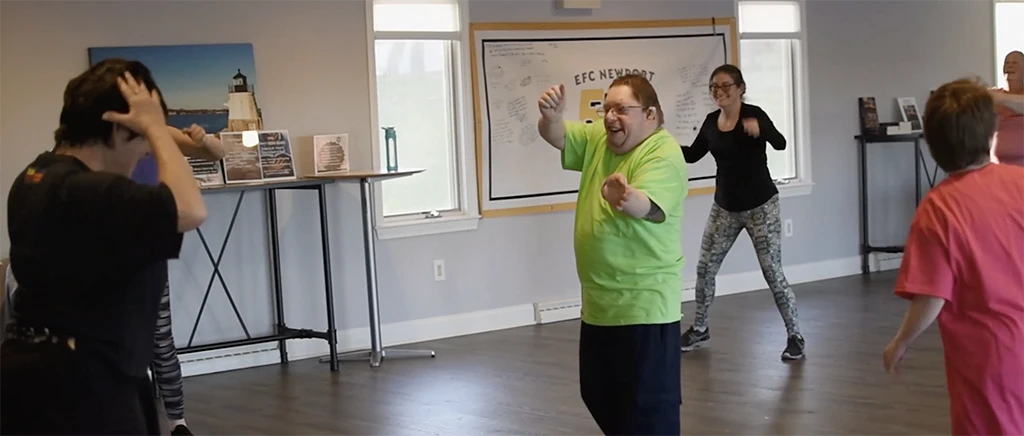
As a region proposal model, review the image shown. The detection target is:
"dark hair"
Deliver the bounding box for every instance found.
[709,64,746,99]
[55,58,168,148]
[610,74,665,127]
[922,77,996,173]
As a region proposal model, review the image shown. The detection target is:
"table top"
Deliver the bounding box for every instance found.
[304,168,424,182]
[201,177,333,194]
[198,169,425,194]
[855,133,923,143]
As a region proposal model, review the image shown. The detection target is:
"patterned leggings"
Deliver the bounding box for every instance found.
[692,194,801,336]
[152,281,185,421]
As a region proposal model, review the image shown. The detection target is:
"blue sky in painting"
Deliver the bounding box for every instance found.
[88,43,258,110]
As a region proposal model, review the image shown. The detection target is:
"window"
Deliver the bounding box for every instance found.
[368,0,480,238]
[994,1,1024,89]
[737,0,810,187]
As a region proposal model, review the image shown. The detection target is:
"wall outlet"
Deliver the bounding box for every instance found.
[783,219,794,237]
[433,259,446,281]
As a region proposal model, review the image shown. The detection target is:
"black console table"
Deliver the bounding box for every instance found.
[856,133,941,274]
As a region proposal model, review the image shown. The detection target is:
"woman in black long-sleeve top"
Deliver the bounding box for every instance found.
[679,64,805,361]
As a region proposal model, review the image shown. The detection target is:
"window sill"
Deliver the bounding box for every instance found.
[776,180,814,198]
[375,213,481,240]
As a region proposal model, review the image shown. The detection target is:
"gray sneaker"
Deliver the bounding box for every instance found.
[680,326,710,352]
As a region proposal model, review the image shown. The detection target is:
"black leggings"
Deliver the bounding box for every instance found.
[152,281,185,421]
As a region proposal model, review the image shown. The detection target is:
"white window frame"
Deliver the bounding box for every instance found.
[735,0,813,198]
[993,0,1023,89]
[365,0,480,240]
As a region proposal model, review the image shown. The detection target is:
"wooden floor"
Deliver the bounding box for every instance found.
[177,271,951,435]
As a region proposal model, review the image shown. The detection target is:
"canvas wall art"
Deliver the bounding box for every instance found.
[88,43,264,134]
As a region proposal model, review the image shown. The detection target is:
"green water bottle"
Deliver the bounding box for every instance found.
[383,126,398,172]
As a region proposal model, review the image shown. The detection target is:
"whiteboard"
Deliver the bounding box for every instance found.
[471,19,738,218]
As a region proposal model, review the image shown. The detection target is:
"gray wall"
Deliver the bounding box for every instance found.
[0,1,993,350]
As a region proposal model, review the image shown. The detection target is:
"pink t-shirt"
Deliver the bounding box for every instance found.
[896,163,1024,436]
[992,104,1024,167]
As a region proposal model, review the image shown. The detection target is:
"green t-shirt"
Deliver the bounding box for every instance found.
[562,121,688,326]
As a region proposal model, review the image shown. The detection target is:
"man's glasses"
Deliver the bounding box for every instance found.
[596,105,643,117]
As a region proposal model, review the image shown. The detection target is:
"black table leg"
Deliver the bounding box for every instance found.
[914,139,921,206]
[266,189,288,364]
[859,138,869,275]
[317,185,340,371]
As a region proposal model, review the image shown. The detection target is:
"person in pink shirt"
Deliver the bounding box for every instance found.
[883,77,1024,435]
[990,50,1024,166]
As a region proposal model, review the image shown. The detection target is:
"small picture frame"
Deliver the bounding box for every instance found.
[257,130,297,181]
[896,97,923,132]
[313,134,351,174]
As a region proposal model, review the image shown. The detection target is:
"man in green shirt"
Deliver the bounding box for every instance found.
[537,74,688,435]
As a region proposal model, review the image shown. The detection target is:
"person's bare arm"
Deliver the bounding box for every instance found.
[891,295,945,347]
[994,91,1024,114]
[102,72,207,233]
[538,117,566,151]
[168,125,225,161]
[147,127,208,232]
[538,84,568,151]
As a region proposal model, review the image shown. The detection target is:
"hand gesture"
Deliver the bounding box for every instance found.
[183,124,208,146]
[538,84,567,119]
[601,173,634,211]
[741,118,760,138]
[882,340,907,377]
[101,72,166,135]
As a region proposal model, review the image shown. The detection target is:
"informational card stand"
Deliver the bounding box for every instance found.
[313,133,351,174]
[257,130,297,181]
[220,130,296,184]
[187,156,226,187]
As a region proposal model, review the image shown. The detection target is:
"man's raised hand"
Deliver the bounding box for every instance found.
[538,84,567,119]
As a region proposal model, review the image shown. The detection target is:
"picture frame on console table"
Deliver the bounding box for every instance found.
[313,133,351,174]
[257,130,297,180]
[220,131,264,184]
[186,133,227,187]
[218,130,297,184]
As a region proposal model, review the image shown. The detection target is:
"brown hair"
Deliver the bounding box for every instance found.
[923,77,996,173]
[610,74,664,127]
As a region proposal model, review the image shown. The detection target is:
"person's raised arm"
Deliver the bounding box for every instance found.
[102,72,207,232]
[992,90,1024,114]
[682,117,711,163]
[168,124,225,161]
[756,108,787,150]
[602,154,688,222]
[538,84,568,150]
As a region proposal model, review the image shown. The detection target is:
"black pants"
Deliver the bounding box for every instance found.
[0,338,160,435]
[579,321,682,435]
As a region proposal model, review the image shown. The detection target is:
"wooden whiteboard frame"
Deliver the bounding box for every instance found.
[469,18,739,219]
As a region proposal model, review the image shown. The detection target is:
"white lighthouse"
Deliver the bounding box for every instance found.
[225,69,263,132]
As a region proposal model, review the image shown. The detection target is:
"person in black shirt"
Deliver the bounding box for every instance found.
[679,64,805,361]
[0,59,207,435]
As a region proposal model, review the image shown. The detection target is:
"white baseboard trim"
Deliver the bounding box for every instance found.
[182,255,878,377]
[181,304,536,377]
[870,252,903,272]
[680,255,863,302]
[179,343,281,378]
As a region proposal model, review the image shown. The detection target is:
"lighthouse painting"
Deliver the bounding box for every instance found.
[87,43,263,134]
